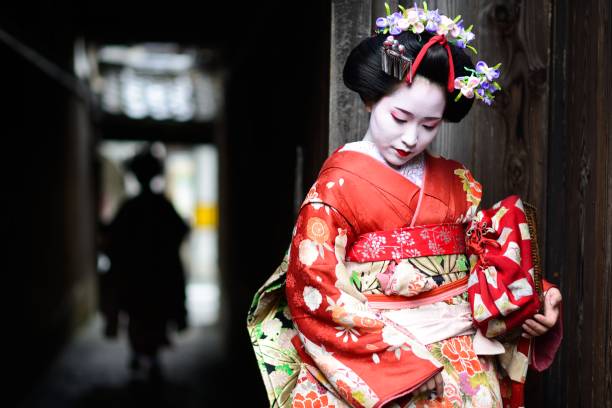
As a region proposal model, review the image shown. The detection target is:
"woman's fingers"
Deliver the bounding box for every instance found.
[521,323,538,337]
[546,288,563,307]
[417,373,444,397]
[434,373,444,396]
[541,288,562,323]
[522,318,547,335]
[522,288,563,337]
[533,313,555,328]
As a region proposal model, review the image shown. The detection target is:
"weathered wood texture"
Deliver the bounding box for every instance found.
[329,0,372,153]
[546,0,612,406]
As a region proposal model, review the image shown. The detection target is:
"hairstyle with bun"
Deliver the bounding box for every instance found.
[343,30,475,123]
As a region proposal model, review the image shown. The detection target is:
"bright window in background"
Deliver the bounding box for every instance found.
[74,41,220,122]
[98,141,220,326]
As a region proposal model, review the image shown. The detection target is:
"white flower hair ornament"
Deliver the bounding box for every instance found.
[376,2,502,106]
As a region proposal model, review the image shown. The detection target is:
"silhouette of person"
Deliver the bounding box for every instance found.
[102,146,190,382]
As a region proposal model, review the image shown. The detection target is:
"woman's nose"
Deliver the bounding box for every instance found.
[401,125,418,148]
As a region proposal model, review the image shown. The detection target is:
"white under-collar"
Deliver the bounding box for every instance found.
[339,140,425,187]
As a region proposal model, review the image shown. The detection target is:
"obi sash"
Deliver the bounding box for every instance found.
[346,223,466,262]
[344,221,506,358]
[346,222,469,308]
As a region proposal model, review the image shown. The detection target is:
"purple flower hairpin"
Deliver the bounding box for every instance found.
[454,61,502,105]
[376,2,503,106]
[375,2,477,54]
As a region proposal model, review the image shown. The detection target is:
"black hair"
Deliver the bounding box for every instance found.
[127,147,163,186]
[343,30,475,123]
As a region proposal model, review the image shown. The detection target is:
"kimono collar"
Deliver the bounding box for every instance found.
[320,148,451,209]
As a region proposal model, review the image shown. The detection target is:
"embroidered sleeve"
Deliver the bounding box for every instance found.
[286,202,442,408]
[453,166,483,224]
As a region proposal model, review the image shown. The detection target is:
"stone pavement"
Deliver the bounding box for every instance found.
[18,315,226,408]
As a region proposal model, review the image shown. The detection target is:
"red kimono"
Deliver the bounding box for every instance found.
[248,148,561,408]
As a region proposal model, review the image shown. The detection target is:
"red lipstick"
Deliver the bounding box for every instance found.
[395,148,410,157]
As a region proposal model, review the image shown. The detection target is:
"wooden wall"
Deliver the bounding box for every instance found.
[329,0,612,406]
[546,0,612,406]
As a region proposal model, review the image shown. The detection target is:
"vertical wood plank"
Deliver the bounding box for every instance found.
[542,0,568,405]
[553,0,612,406]
[329,0,372,153]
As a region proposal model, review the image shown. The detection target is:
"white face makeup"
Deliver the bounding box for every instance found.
[363,75,446,168]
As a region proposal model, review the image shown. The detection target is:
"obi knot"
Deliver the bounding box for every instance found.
[466,220,501,266]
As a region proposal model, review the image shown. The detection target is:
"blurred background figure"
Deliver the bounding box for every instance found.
[101,145,189,383]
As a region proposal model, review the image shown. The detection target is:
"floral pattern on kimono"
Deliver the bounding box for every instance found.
[248,149,561,408]
[285,151,481,407]
[287,201,443,408]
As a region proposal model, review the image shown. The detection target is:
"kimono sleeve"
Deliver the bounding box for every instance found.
[286,202,442,408]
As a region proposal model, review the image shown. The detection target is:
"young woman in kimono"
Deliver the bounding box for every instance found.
[248,5,562,408]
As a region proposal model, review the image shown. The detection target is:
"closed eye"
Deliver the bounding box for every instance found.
[422,122,440,130]
[391,113,407,123]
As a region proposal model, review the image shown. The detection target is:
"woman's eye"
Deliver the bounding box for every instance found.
[391,114,407,123]
[423,124,437,130]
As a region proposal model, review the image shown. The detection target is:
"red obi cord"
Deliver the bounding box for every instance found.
[465,220,501,266]
[407,34,455,92]
[346,223,466,262]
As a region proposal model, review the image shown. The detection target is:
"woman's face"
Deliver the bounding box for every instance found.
[363,75,446,167]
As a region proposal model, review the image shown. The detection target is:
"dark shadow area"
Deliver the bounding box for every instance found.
[19,317,226,408]
[2,1,330,407]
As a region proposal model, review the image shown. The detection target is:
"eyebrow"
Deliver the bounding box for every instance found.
[394,107,442,121]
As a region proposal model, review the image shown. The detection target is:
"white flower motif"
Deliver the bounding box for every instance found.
[381,325,409,347]
[438,228,453,244]
[436,15,455,35]
[277,328,297,349]
[406,9,419,24]
[303,286,323,312]
[397,18,410,30]
[358,234,388,258]
[473,386,494,406]
[262,318,282,339]
[298,239,319,266]
[372,353,380,364]
[405,249,422,258]
[269,369,290,388]
[335,326,360,343]
[428,240,443,254]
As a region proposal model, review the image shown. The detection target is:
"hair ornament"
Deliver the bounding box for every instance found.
[454,61,502,105]
[376,2,503,106]
[381,36,413,82]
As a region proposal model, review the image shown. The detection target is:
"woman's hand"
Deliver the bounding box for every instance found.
[521,287,562,338]
[417,372,444,397]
